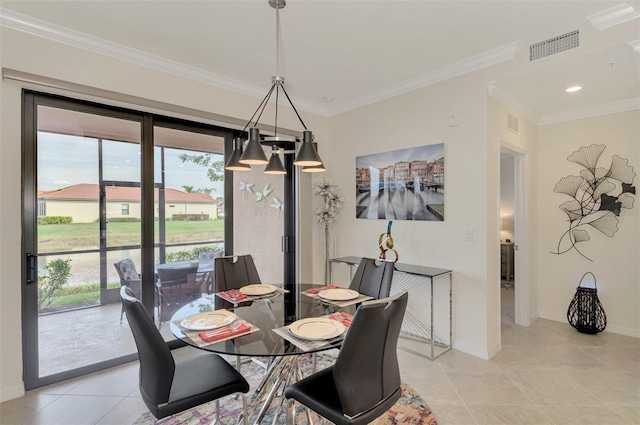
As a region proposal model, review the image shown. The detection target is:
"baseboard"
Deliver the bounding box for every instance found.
[529,311,539,324]
[1,383,25,402]
[603,324,640,338]
[487,343,501,359]
[538,311,640,338]
[538,310,565,323]
[452,341,494,360]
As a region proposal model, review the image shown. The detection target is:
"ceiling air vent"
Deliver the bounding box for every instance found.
[507,113,519,134]
[530,30,579,61]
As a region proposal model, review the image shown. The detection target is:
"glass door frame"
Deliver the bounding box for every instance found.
[21,92,255,389]
[21,91,149,389]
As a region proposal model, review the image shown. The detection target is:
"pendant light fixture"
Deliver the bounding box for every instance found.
[225,0,323,173]
[225,138,252,171]
[302,142,326,173]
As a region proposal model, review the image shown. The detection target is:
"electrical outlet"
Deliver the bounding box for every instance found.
[464,229,473,242]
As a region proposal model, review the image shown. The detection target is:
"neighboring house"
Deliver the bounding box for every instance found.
[38,183,218,223]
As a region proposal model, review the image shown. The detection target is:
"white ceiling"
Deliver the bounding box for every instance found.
[2,0,639,123]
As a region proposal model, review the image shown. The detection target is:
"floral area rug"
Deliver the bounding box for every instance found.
[133,353,438,425]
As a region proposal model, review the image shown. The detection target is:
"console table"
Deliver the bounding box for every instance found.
[329,256,452,360]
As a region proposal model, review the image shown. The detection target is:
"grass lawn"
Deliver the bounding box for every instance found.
[38,220,224,252]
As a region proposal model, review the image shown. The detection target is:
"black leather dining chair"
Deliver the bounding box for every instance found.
[214,254,262,292]
[214,254,270,372]
[284,291,408,425]
[348,257,394,299]
[120,286,250,424]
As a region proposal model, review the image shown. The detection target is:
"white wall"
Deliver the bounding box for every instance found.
[326,72,499,359]
[0,27,328,401]
[537,110,640,337]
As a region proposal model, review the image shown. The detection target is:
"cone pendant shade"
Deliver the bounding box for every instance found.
[239,128,268,165]
[302,142,325,173]
[264,147,286,174]
[225,138,251,171]
[293,130,322,166]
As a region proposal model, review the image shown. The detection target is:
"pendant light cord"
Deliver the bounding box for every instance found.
[240,0,308,135]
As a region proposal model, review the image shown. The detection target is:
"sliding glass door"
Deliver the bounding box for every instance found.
[22,94,144,388]
[22,91,296,389]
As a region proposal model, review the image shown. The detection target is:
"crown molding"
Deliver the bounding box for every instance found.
[487,81,540,125]
[629,40,640,53]
[586,3,639,30]
[330,41,520,116]
[0,8,333,117]
[1,7,518,118]
[539,97,640,125]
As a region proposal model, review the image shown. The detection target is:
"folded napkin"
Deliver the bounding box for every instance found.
[216,289,249,303]
[198,323,251,343]
[306,284,339,295]
[329,311,354,327]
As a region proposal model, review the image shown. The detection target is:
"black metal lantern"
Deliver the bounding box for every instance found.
[567,272,607,334]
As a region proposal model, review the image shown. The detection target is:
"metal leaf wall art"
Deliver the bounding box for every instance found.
[552,144,636,261]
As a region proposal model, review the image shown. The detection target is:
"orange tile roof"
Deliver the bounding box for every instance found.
[38,183,217,203]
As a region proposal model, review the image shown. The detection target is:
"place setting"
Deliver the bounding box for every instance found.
[272,312,354,351]
[215,283,289,304]
[303,285,374,308]
[173,309,259,348]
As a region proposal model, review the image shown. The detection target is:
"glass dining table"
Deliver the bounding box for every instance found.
[169,283,358,424]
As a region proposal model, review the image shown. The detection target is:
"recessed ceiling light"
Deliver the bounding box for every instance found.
[566,86,583,93]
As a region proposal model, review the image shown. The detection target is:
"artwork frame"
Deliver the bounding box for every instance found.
[355,143,445,221]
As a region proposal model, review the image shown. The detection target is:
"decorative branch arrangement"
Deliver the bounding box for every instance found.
[552,144,636,261]
[314,179,344,283]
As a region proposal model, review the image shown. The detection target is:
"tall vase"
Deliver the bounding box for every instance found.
[324,225,330,284]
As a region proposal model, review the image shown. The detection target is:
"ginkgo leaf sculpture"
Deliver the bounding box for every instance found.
[552,144,636,261]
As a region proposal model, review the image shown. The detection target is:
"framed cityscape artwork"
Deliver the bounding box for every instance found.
[355,143,444,221]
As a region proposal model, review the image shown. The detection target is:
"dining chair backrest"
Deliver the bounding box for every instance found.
[114,258,140,283]
[157,266,199,287]
[214,255,261,292]
[348,257,394,299]
[198,250,223,263]
[120,286,175,409]
[333,291,408,418]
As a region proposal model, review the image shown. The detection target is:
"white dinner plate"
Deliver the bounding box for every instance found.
[288,318,346,341]
[239,284,278,296]
[180,310,237,331]
[317,288,360,301]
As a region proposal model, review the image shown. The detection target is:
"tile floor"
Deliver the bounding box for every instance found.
[2,290,639,425]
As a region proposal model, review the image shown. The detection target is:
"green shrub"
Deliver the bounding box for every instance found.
[108,217,141,222]
[39,216,72,225]
[38,258,72,309]
[165,245,222,263]
[171,214,210,221]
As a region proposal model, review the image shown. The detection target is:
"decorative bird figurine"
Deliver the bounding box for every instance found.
[239,181,254,199]
[271,197,284,216]
[255,183,273,202]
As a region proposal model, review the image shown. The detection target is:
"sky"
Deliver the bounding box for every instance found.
[355,143,444,169]
[37,132,223,195]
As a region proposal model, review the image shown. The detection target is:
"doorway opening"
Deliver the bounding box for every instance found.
[500,153,516,327]
[499,141,531,330]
